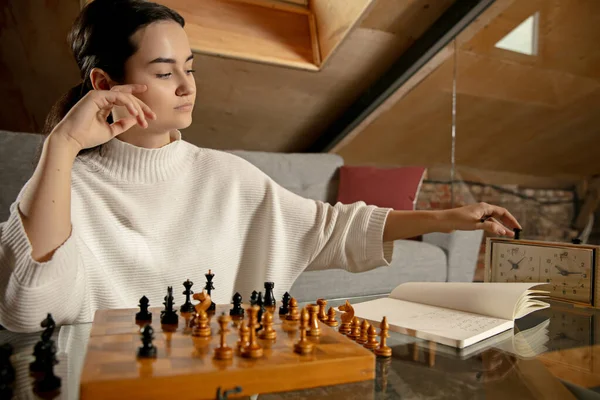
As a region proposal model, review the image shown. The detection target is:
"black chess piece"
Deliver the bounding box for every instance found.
[0,344,15,384]
[160,286,178,325]
[180,279,195,313]
[30,314,58,373]
[264,282,276,308]
[279,292,291,315]
[229,292,244,317]
[137,325,157,358]
[514,228,522,240]
[250,291,258,306]
[256,292,266,330]
[34,341,61,393]
[204,270,216,312]
[136,296,152,321]
[0,343,15,398]
[41,313,55,342]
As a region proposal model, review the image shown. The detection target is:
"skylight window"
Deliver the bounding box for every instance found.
[495,12,539,56]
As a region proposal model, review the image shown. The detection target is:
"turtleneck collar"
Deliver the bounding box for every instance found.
[80,130,193,183]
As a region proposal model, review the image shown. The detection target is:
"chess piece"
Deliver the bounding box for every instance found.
[237,322,250,352]
[306,304,320,337]
[204,270,216,312]
[137,324,157,358]
[348,317,361,341]
[338,300,353,335]
[136,295,152,321]
[325,307,339,327]
[34,338,61,393]
[30,314,58,373]
[180,279,196,313]
[356,320,370,345]
[514,228,521,240]
[286,297,300,321]
[316,299,328,322]
[230,292,244,317]
[250,291,259,306]
[364,325,379,350]
[0,343,15,391]
[258,311,277,340]
[374,317,392,357]
[214,313,234,360]
[160,286,178,325]
[41,313,56,342]
[293,308,314,355]
[279,292,291,315]
[241,306,263,359]
[192,310,211,337]
[256,292,266,329]
[264,282,276,308]
[193,290,212,314]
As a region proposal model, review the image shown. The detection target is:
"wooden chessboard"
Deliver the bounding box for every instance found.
[80,305,376,399]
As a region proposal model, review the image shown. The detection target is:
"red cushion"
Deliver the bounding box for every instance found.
[336,166,426,210]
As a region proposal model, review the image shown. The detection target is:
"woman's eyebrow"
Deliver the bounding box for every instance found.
[147,54,194,65]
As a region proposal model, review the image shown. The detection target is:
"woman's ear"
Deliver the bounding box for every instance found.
[89,68,116,91]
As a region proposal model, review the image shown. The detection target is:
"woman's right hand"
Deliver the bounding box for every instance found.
[51,84,156,152]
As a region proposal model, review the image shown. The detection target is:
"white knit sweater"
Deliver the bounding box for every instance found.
[0,131,393,332]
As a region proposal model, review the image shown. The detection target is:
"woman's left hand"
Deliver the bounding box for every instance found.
[439,202,522,237]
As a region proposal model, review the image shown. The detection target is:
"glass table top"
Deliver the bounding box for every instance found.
[1,299,599,400]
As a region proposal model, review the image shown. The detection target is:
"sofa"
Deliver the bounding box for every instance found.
[0,130,483,303]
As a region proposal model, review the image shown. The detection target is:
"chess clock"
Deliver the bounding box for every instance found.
[484,237,600,308]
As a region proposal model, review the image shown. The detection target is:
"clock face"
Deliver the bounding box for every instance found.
[492,242,594,304]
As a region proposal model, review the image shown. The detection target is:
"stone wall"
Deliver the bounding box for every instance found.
[416,180,577,281]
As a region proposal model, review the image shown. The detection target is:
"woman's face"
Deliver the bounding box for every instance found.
[120,21,196,132]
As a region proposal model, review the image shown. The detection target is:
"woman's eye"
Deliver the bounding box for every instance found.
[186,69,196,75]
[156,73,172,78]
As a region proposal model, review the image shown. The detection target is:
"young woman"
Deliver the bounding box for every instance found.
[0,0,520,332]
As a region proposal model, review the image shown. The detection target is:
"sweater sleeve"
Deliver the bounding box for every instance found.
[229,154,394,278]
[0,200,85,333]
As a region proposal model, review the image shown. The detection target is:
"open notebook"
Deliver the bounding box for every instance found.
[352,282,549,349]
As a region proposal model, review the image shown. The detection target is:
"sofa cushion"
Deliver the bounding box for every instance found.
[227,151,344,204]
[336,165,426,210]
[290,239,447,302]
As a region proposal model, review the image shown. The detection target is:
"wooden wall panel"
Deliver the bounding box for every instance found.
[336,0,600,179]
[0,0,81,133]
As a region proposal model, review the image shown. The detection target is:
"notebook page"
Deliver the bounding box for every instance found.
[353,297,513,349]
[389,282,546,320]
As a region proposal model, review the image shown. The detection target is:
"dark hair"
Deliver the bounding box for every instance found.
[42,0,184,151]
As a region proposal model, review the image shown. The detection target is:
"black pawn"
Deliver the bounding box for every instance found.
[204,270,216,312]
[34,340,61,393]
[160,286,178,325]
[264,282,276,308]
[279,292,291,315]
[180,280,195,313]
[250,291,259,306]
[256,292,266,330]
[136,296,152,321]
[230,292,244,317]
[137,325,157,358]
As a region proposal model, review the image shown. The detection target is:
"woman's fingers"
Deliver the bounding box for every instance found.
[477,217,515,237]
[111,84,148,94]
[479,203,522,230]
[109,116,138,137]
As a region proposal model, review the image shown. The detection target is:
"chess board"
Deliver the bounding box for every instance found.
[80,305,376,399]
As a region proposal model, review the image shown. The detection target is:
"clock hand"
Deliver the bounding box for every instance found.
[554,265,568,276]
[516,257,526,266]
